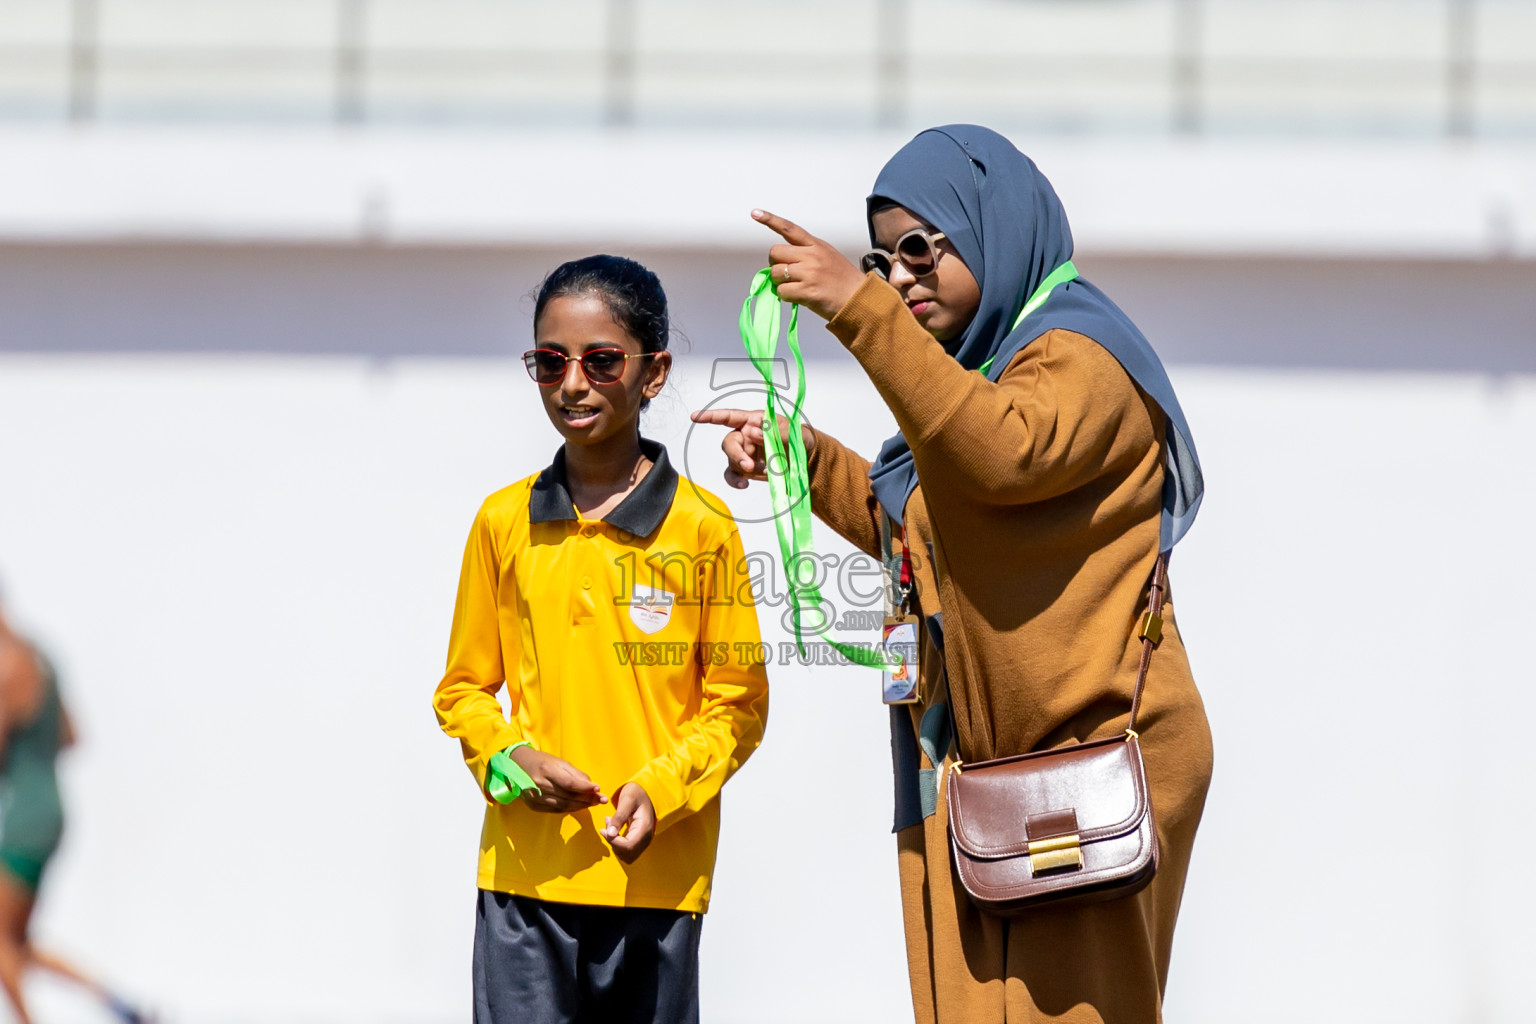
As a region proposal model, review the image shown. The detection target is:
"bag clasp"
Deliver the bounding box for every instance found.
[1027,834,1084,874]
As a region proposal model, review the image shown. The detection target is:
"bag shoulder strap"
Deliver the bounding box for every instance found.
[1126,553,1169,734]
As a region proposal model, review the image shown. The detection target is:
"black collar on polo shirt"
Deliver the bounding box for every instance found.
[528,438,679,539]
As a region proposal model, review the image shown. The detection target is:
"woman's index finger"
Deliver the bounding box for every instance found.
[690,408,760,428]
[752,209,814,245]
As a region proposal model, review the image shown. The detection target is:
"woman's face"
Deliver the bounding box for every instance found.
[533,293,669,447]
[869,205,982,346]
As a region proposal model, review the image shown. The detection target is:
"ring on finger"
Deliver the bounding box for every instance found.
[780,264,792,283]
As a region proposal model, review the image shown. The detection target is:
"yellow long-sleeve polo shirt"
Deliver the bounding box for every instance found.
[433,439,769,913]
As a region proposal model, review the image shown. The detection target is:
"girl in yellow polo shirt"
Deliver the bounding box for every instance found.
[433,254,769,1024]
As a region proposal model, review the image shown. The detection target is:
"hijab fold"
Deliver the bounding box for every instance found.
[864,125,1203,551]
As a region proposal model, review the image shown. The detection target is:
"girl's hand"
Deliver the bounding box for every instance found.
[602,783,656,863]
[754,209,868,323]
[688,409,817,490]
[509,746,607,813]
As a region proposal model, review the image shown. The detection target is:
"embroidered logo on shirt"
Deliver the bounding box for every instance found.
[629,584,675,634]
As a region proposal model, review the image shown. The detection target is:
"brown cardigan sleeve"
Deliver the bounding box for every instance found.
[805,426,881,558]
[825,273,1147,506]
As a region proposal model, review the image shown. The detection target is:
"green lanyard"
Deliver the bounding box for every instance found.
[976,261,1078,376]
[738,269,893,669]
[736,260,1076,668]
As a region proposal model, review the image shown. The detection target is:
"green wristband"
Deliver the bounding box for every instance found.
[486,741,541,804]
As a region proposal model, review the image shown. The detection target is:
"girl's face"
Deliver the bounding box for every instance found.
[533,293,670,447]
[869,205,981,346]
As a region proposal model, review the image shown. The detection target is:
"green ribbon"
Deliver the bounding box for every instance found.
[976,260,1079,376]
[738,269,893,669]
[486,741,540,804]
[735,261,1076,667]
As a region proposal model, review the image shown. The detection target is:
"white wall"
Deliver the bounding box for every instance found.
[1,239,1534,1021]
[3,131,1536,262]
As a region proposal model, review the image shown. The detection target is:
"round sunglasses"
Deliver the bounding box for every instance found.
[522,347,650,386]
[861,227,948,280]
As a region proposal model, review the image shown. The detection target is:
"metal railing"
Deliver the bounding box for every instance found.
[0,0,1529,137]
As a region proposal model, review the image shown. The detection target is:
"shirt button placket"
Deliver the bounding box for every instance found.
[574,523,597,618]
[583,523,596,588]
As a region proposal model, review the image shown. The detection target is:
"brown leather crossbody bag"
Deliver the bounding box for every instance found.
[945,554,1168,915]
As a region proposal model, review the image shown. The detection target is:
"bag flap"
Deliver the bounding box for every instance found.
[948,738,1149,860]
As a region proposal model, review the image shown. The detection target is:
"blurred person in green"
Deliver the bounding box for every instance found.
[0,590,151,1024]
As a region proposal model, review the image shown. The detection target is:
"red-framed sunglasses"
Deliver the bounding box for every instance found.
[521,347,650,386]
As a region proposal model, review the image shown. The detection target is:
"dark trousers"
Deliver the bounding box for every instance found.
[473,890,702,1024]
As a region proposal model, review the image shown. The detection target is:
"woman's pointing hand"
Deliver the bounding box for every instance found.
[689,408,818,490]
[755,209,869,323]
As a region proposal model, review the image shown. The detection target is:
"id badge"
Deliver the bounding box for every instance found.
[881,614,921,705]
